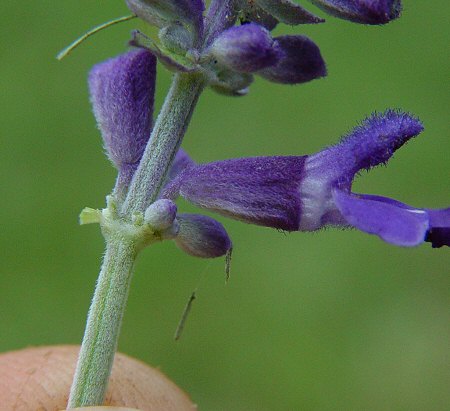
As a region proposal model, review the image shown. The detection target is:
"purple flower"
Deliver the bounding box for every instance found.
[307,0,402,24]
[209,24,326,85]
[238,0,401,26]
[89,49,156,180]
[162,110,449,248]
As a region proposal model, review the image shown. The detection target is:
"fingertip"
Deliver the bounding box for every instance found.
[0,345,196,411]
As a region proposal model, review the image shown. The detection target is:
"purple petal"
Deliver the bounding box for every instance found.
[168,156,306,231]
[257,0,324,25]
[210,23,281,73]
[174,214,232,258]
[308,0,402,24]
[310,110,424,185]
[425,208,450,248]
[258,35,326,84]
[333,189,429,246]
[88,49,156,169]
[126,0,205,34]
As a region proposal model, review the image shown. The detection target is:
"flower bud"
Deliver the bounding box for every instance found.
[144,199,178,231]
[174,214,232,258]
[210,23,281,73]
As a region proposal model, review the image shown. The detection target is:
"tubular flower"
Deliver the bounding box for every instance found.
[88,49,157,192]
[161,111,449,249]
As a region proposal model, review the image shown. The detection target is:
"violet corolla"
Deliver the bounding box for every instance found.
[161,110,449,250]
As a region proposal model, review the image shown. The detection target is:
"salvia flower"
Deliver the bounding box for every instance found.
[161,110,449,249]
[88,49,157,194]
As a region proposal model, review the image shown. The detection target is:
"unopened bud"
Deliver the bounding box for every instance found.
[175,214,232,258]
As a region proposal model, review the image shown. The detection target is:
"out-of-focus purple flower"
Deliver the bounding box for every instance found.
[89,49,156,175]
[208,25,326,85]
[307,0,402,24]
[239,0,401,26]
[162,110,449,248]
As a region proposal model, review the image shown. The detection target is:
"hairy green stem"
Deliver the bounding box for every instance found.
[68,72,205,409]
[122,72,205,215]
[67,237,136,408]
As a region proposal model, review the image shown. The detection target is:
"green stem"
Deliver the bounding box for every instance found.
[122,72,205,215]
[67,1,235,405]
[67,238,137,408]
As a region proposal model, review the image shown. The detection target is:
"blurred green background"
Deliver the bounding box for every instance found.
[1,1,449,410]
